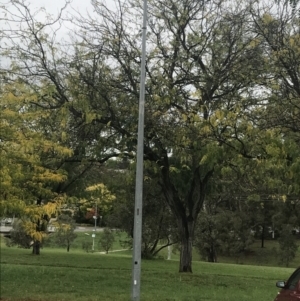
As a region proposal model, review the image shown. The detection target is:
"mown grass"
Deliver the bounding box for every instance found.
[0,243,296,301]
[44,230,129,253]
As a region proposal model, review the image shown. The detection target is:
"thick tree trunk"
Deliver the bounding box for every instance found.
[159,158,213,273]
[32,241,40,255]
[178,218,194,273]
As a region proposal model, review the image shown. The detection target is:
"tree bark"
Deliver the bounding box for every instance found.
[32,241,40,255]
[160,159,213,273]
[178,218,194,272]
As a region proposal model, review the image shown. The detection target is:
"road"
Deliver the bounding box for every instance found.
[0,225,104,234]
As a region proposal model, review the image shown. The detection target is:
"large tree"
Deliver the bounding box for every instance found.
[70,0,266,272]
[1,0,291,271]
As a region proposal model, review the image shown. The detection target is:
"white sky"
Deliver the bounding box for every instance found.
[0,0,117,67]
[22,0,87,14]
[0,0,117,33]
[21,0,114,16]
[32,0,91,12]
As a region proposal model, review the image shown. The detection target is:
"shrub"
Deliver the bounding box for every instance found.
[82,241,93,253]
[52,214,77,252]
[99,228,115,254]
[277,224,298,267]
[6,220,32,249]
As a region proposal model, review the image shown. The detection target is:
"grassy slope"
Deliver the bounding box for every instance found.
[0,244,296,301]
[1,232,300,301]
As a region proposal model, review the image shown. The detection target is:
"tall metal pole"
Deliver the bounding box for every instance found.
[131,0,147,300]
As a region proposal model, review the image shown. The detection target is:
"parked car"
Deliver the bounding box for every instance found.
[274,267,300,301]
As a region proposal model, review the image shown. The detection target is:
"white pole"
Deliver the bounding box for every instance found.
[131,0,147,300]
[167,235,172,260]
[92,203,97,252]
[95,203,97,230]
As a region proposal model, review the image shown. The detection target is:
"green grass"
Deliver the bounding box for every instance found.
[0,244,296,301]
[1,233,300,300]
[44,230,129,253]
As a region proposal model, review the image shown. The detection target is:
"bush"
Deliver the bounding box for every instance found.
[194,210,255,263]
[99,228,115,254]
[6,220,32,249]
[82,241,93,253]
[277,224,298,267]
[194,212,219,262]
[52,214,77,252]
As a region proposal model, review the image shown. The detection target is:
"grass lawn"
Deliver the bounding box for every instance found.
[0,243,296,301]
[43,229,130,253]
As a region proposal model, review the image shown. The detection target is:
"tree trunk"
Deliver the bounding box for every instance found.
[32,241,40,255]
[67,244,70,252]
[208,245,217,262]
[178,218,194,273]
[261,224,265,248]
[160,160,213,273]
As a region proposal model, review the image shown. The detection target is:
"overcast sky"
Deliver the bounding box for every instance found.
[1,0,117,32]
[0,0,121,45]
[0,0,118,67]
[21,0,114,16]
[30,0,91,13]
